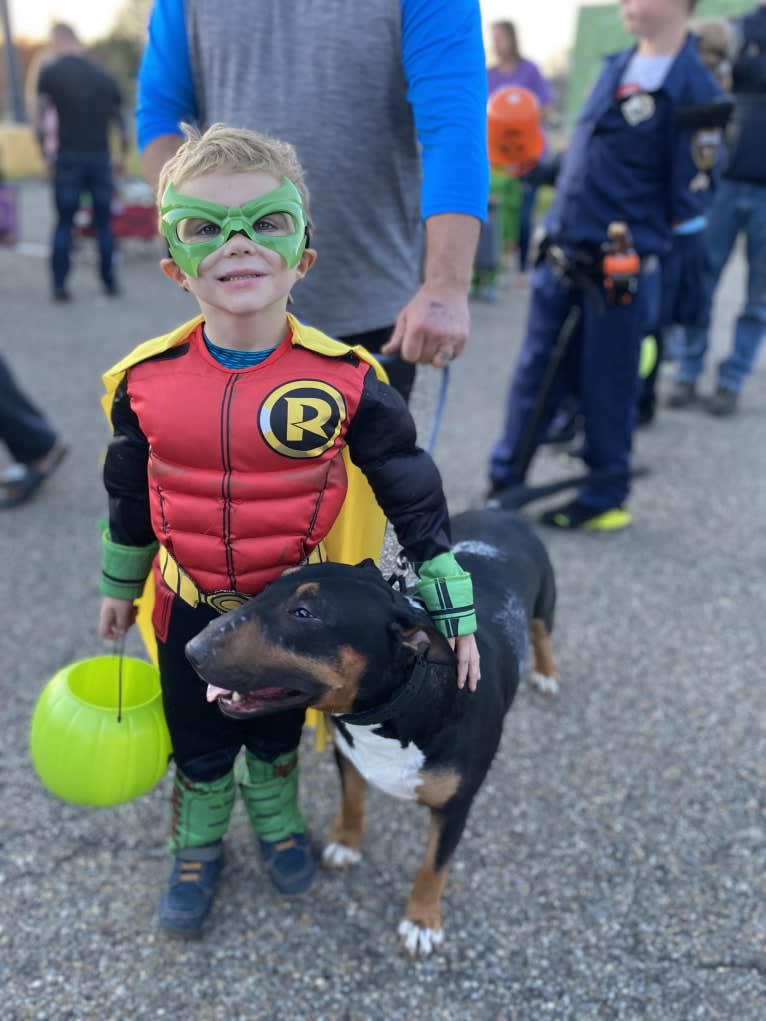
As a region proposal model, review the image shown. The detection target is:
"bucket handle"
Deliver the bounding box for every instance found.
[115,633,125,723]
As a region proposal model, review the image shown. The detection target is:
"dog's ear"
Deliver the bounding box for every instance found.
[393,623,432,659]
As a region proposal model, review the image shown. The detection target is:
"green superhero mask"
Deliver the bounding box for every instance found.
[160,178,309,278]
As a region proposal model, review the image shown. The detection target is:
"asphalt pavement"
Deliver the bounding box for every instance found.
[1,180,764,1020]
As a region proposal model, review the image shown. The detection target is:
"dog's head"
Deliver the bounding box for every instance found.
[185,561,455,719]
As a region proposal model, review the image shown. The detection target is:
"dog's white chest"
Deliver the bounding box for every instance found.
[332,723,425,801]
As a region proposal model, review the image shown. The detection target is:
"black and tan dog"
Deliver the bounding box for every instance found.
[185,508,559,956]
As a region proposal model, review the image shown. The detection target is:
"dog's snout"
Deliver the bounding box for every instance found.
[185,633,207,671]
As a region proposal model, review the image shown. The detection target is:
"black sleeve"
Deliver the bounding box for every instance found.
[37,65,53,97]
[345,368,451,565]
[103,376,155,546]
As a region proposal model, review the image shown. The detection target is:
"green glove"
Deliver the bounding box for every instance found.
[99,520,158,600]
[413,551,477,639]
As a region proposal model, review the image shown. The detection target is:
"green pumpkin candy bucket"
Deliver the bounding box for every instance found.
[30,654,171,807]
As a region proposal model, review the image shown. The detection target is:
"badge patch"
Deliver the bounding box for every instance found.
[259,379,346,458]
[621,92,655,126]
[691,128,721,171]
[689,172,711,192]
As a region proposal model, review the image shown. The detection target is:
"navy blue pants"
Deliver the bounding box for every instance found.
[51,152,115,290]
[0,354,57,464]
[490,262,653,511]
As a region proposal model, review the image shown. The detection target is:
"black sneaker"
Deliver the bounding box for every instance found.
[540,498,631,532]
[52,287,71,303]
[666,380,697,409]
[704,385,738,417]
[103,281,121,297]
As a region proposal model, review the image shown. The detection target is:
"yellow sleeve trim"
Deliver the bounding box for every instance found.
[100,315,205,426]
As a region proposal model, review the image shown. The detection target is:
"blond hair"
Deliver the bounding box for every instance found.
[157,123,311,216]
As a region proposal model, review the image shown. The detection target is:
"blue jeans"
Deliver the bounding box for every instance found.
[676,178,766,392]
[52,151,115,290]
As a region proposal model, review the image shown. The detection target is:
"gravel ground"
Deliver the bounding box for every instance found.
[0,181,764,1020]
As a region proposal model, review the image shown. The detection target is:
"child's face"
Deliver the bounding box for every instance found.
[161,170,315,318]
[620,0,689,37]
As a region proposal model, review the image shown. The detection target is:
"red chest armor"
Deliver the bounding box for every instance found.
[127,326,367,594]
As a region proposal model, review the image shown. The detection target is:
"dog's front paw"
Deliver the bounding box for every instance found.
[529,671,560,697]
[398,918,444,957]
[322,842,362,869]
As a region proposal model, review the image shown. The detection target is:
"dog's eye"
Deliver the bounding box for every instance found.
[290,606,315,619]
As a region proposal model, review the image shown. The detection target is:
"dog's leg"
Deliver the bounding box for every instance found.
[529,618,560,696]
[399,801,470,957]
[322,748,367,869]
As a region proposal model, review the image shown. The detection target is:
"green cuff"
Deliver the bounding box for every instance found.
[413,551,477,638]
[99,522,158,600]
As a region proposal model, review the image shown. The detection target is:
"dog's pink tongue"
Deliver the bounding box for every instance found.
[206,684,233,703]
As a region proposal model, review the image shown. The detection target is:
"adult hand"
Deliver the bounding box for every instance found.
[99,596,137,640]
[381,282,470,368]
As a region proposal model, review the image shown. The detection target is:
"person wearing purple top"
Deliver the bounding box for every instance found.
[489,21,553,273]
[488,22,553,110]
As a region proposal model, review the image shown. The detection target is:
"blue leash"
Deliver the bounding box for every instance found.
[375,354,450,456]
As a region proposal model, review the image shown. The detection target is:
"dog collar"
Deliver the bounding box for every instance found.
[334,657,431,726]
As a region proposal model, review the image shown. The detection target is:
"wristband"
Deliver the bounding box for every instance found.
[413,551,477,638]
[99,522,158,600]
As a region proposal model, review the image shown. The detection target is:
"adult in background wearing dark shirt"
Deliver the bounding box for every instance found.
[36,23,128,302]
[668,1,766,415]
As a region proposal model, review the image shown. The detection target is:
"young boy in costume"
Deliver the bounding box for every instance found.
[98,124,480,937]
[487,0,724,529]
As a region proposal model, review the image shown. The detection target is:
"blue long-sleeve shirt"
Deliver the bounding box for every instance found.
[136,0,488,221]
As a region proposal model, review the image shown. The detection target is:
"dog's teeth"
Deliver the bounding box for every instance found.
[231,692,242,703]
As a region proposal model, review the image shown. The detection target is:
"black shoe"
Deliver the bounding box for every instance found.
[485,478,522,507]
[636,403,656,428]
[52,287,71,303]
[540,498,631,532]
[666,380,697,409]
[704,385,738,417]
[103,281,121,297]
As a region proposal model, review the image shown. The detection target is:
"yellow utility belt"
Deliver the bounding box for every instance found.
[158,545,326,615]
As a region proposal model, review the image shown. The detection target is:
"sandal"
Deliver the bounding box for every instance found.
[0,443,67,509]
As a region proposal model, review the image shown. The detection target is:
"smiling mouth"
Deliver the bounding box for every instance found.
[206,683,312,718]
[218,271,267,283]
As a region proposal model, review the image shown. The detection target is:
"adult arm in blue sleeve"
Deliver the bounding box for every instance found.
[380,0,488,369]
[136,0,198,186]
[402,0,489,221]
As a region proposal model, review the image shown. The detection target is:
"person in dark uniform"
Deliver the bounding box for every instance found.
[669,1,766,416]
[487,0,723,531]
[36,23,129,301]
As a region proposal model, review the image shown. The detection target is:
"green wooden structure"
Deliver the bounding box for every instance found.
[565,0,755,129]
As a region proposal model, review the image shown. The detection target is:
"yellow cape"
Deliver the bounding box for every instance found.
[101,313,389,750]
